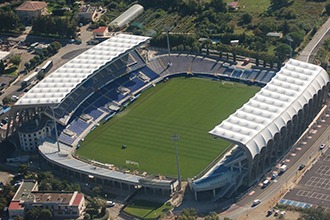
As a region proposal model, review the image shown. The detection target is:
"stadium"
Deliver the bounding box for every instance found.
[7,34,329,201]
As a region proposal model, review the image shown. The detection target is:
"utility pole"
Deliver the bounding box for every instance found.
[51,104,60,152]
[165,27,172,67]
[171,133,181,191]
[287,36,293,58]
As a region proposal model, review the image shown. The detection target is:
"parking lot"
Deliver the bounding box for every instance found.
[283,148,330,208]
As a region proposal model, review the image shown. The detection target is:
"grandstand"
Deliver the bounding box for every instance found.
[148,53,276,85]
[190,59,329,201]
[9,33,327,202]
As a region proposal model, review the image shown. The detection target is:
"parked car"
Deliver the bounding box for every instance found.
[267,208,274,216]
[271,172,278,180]
[320,144,326,150]
[299,164,306,170]
[106,201,115,207]
[252,199,261,206]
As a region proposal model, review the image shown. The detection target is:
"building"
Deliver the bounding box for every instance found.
[15,1,47,22]
[190,59,330,201]
[78,5,97,22]
[110,4,144,29]
[0,51,11,62]
[18,118,52,152]
[8,180,85,219]
[8,180,38,218]
[25,191,85,218]
[93,26,108,38]
[228,1,239,11]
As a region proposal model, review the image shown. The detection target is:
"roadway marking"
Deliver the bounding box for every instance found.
[324,155,330,161]
[296,190,330,202]
[306,176,330,190]
[316,165,330,176]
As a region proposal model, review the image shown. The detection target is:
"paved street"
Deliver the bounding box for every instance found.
[298,17,330,63]
[0,24,93,103]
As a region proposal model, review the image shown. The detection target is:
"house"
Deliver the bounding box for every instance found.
[110,4,144,29]
[228,1,239,11]
[78,5,97,22]
[266,32,283,38]
[8,180,85,219]
[8,179,38,218]
[93,26,108,38]
[15,1,48,22]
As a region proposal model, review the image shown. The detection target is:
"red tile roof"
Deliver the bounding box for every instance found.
[72,193,83,206]
[93,26,108,33]
[8,201,23,210]
[16,1,47,11]
[229,2,239,8]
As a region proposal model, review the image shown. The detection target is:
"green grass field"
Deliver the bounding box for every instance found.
[124,200,171,219]
[76,77,259,178]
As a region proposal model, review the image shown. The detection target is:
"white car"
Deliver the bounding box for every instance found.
[106,201,115,207]
[252,199,261,206]
[320,144,326,150]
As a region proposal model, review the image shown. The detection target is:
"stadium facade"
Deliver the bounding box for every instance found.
[190,59,330,201]
[6,33,329,201]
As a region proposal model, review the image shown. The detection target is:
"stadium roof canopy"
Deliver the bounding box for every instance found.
[15,34,150,106]
[209,59,329,159]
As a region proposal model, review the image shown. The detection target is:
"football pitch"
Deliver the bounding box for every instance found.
[76,77,259,179]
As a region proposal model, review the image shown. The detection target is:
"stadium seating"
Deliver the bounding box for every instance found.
[123,76,146,93]
[230,69,243,78]
[68,119,91,136]
[222,67,234,76]
[240,69,252,80]
[139,67,159,80]
[87,109,103,120]
[58,133,76,146]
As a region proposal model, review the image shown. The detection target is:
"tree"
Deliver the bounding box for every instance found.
[26,207,42,220]
[177,208,197,220]
[275,43,291,62]
[209,0,227,13]
[2,96,12,105]
[270,0,289,10]
[240,13,252,25]
[282,21,290,35]
[298,206,330,220]
[0,10,21,32]
[37,71,45,80]
[84,213,91,220]
[0,60,5,75]
[92,185,102,195]
[51,41,62,53]
[325,3,330,15]
[39,208,52,220]
[10,54,22,65]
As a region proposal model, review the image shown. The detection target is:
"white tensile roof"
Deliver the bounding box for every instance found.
[209,59,329,159]
[16,34,150,106]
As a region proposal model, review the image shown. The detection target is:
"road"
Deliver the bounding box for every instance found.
[297,17,330,63]
[219,106,330,220]
[0,24,93,104]
[215,17,330,220]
